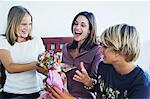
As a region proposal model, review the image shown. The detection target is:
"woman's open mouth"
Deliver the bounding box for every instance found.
[74,32,82,35]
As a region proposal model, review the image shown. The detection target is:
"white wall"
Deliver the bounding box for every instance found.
[0,1,150,72]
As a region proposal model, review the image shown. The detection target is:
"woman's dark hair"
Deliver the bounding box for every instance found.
[67,11,98,51]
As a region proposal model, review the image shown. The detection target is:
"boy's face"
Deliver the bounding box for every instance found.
[100,43,123,64]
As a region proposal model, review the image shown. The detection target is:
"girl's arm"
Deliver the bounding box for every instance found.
[0,49,36,73]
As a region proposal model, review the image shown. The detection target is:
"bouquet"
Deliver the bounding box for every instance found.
[37,50,76,99]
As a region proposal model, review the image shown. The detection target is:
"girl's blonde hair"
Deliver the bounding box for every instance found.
[100,24,140,62]
[5,6,32,45]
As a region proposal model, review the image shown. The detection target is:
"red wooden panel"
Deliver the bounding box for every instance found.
[42,37,73,52]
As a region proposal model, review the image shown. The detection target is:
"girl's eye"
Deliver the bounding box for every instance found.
[20,23,32,26]
[21,23,27,26]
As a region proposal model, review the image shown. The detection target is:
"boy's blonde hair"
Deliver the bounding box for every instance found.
[100,24,140,62]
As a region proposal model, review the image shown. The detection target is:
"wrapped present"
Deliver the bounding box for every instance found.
[37,50,57,71]
[37,50,76,99]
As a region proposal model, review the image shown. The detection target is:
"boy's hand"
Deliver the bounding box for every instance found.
[49,86,76,99]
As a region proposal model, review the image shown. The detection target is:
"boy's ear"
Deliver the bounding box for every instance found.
[118,49,126,59]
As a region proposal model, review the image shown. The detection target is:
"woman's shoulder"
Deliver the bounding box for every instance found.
[89,44,101,52]
[62,43,69,53]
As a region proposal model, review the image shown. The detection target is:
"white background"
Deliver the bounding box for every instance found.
[0,0,150,72]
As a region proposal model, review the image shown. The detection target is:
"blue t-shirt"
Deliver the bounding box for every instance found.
[95,62,150,99]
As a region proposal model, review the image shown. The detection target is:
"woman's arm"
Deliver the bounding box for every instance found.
[0,49,36,73]
[73,62,96,88]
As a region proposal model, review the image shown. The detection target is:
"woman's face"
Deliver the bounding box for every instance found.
[73,15,90,42]
[16,14,32,39]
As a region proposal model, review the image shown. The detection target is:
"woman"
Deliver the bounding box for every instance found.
[0,6,45,99]
[60,11,101,99]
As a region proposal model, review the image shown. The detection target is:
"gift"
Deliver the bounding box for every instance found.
[37,50,76,99]
[37,50,57,71]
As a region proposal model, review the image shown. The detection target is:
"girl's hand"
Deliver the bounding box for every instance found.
[73,62,93,87]
[36,65,48,76]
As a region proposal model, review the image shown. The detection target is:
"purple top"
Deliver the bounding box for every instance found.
[62,43,102,99]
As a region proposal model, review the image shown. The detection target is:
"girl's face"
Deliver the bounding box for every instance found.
[16,14,32,39]
[100,44,120,64]
[73,15,90,42]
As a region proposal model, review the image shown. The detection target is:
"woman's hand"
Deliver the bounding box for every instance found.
[49,86,76,99]
[73,62,93,87]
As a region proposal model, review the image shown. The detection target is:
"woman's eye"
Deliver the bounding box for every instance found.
[81,24,86,27]
[74,21,78,25]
